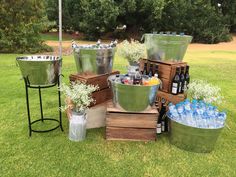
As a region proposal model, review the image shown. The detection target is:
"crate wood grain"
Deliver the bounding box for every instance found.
[69,71,119,107]
[90,88,112,106]
[106,113,157,129]
[69,71,120,90]
[140,59,187,93]
[156,90,186,111]
[106,101,158,141]
[106,127,156,141]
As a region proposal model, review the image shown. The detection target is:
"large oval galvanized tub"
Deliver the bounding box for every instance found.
[73,47,116,75]
[144,33,192,62]
[16,55,61,86]
[168,115,223,153]
[108,74,160,112]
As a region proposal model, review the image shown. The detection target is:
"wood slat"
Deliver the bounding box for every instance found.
[106,113,157,128]
[106,101,158,114]
[90,88,112,106]
[106,127,156,141]
[69,71,120,90]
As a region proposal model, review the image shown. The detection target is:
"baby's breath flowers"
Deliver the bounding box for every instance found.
[187,80,223,105]
[60,82,99,113]
[117,39,146,64]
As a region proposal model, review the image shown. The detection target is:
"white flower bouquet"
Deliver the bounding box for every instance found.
[60,82,99,113]
[187,80,223,105]
[117,39,146,64]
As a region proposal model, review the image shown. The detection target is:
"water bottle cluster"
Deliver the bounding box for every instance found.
[167,99,226,129]
[72,39,117,50]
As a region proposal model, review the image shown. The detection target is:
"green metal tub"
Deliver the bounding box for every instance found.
[108,74,161,112]
[168,116,223,153]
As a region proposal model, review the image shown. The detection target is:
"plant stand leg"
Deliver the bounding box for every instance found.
[24,78,32,137]
[58,76,63,132]
[39,87,44,122]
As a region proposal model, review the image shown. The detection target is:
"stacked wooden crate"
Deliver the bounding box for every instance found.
[106,101,158,141]
[68,71,119,129]
[140,59,187,110]
[69,71,119,106]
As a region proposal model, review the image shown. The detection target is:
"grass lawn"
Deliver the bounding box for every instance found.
[0,50,236,177]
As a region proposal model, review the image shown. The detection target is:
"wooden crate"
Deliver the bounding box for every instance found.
[106,102,158,141]
[156,90,186,111]
[69,71,119,107]
[69,71,120,90]
[140,59,187,93]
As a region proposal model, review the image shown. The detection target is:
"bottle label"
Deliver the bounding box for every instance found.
[172,83,178,94]
[161,121,165,132]
[178,82,182,92]
[184,81,187,91]
[156,124,161,134]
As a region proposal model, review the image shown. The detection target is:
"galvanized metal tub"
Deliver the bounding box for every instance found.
[144,33,192,62]
[168,116,223,153]
[73,47,116,74]
[16,55,61,86]
[108,74,160,112]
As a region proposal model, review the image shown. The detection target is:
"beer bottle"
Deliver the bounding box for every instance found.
[171,67,180,95]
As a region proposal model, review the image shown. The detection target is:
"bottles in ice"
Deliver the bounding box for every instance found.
[133,69,142,85]
[167,99,226,129]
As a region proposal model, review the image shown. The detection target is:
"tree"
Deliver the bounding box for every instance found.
[0,0,52,53]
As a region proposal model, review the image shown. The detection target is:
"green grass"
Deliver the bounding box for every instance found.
[0,50,236,177]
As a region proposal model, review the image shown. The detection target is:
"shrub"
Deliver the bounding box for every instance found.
[0,0,52,53]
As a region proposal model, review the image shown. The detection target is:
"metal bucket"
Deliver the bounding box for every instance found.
[73,47,116,74]
[16,55,61,86]
[143,33,192,61]
[108,74,160,112]
[168,116,223,153]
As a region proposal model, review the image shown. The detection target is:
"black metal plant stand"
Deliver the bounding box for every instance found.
[23,76,63,136]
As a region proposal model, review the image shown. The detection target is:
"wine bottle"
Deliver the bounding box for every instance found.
[133,69,142,85]
[149,64,153,77]
[143,63,148,75]
[179,66,185,93]
[154,64,159,78]
[159,98,166,132]
[156,114,162,135]
[184,65,190,91]
[171,67,180,95]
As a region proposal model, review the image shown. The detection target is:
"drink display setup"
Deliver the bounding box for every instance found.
[15,30,226,152]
